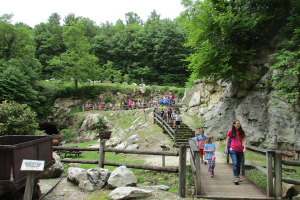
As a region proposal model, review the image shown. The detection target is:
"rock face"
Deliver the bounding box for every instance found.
[108,187,152,200]
[40,152,64,179]
[183,46,300,149]
[107,166,138,189]
[67,167,111,192]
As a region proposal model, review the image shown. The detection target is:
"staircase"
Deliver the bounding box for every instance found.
[154,104,195,148]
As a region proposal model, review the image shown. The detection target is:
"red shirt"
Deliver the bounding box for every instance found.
[227,129,245,152]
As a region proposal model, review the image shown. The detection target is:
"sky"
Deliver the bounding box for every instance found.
[1,0,186,27]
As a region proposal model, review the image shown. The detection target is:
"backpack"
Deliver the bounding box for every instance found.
[224,138,231,153]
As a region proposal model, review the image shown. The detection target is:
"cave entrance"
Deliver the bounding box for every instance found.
[39,123,58,135]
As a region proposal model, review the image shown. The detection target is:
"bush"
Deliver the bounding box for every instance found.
[93,116,107,132]
[0,101,39,136]
[60,129,77,141]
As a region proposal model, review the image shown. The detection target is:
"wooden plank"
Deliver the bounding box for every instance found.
[104,148,179,156]
[178,144,186,197]
[245,159,267,174]
[282,178,300,185]
[246,145,275,155]
[198,163,269,199]
[282,159,300,166]
[266,151,274,197]
[189,139,199,152]
[274,151,282,199]
[195,151,201,195]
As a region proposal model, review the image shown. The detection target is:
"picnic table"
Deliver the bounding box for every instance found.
[55,146,82,158]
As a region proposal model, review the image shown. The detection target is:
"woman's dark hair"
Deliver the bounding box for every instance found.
[231,120,245,138]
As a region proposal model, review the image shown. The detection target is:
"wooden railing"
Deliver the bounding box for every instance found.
[53,143,188,197]
[188,139,201,195]
[153,111,176,143]
[226,145,300,199]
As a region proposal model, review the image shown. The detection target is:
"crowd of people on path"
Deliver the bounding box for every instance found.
[82,100,155,111]
[192,120,246,185]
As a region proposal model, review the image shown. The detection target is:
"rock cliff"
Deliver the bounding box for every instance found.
[182,46,300,149]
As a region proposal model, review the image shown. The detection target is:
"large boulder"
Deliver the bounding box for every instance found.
[127,134,139,145]
[107,166,138,189]
[40,152,64,179]
[67,167,111,192]
[108,187,152,200]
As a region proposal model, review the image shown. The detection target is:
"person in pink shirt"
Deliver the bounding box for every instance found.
[169,92,173,108]
[128,100,132,110]
[225,120,246,185]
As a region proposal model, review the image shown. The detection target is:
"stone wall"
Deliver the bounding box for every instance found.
[182,46,300,149]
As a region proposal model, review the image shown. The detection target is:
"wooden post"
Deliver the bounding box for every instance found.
[241,154,245,175]
[143,110,147,121]
[161,146,166,167]
[295,151,299,161]
[274,150,282,199]
[195,151,201,195]
[24,171,35,200]
[266,151,274,197]
[178,144,186,198]
[99,140,105,168]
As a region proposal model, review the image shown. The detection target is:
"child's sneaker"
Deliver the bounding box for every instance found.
[201,160,203,164]
[204,161,207,165]
[212,170,214,175]
[210,173,213,178]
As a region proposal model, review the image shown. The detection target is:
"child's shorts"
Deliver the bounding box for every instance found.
[176,121,180,125]
[200,149,205,155]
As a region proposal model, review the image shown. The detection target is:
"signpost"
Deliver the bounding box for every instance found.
[20,159,45,200]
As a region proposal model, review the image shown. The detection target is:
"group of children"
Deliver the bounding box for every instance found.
[194,128,216,178]
[157,106,182,130]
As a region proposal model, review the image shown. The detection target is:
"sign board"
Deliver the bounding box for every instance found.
[21,159,45,171]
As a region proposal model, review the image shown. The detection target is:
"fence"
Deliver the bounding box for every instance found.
[226,145,300,199]
[153,111,176,143]
[82,102,157,111]
[53,143,188,197]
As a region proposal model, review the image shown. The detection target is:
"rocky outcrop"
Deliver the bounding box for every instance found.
[183,46,300,149]
[107,166,138,189]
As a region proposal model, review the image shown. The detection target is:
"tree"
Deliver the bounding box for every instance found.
[0,21,35,60]
[0,101,39,136]
[125,12,143,26]
[179,0,263,82]
[47,21,98,94]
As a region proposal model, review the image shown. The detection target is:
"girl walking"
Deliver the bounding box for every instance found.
[204,136,216,178]
[225,120,246,185]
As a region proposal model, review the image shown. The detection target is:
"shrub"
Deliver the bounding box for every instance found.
[93,116,107,132]
[0,101,39,136]
[60,129,77,141]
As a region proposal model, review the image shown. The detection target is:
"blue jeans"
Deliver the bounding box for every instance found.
[230,150,243,178]
[169,100,173,108]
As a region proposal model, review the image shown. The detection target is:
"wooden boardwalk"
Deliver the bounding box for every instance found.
[197,163,273,200]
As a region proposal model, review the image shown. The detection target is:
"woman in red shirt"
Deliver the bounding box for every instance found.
[225,120,246,185]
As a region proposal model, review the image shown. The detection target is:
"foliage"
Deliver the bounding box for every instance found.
[0,101,39,136]
[77,114,84,129]
[93,116,107,132]
[104,94,112,104]
[60,128,77,141]
[47,20,98,93]
[270,28,300,103]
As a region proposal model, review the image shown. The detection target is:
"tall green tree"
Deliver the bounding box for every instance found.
[47,21,98,94]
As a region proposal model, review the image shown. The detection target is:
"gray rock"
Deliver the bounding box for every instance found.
[40,157,64,179]
[158,185,170,191]
[127,134,139,145]
[106,137,122,147]
[122,82,128,85]
[108,187,152,200]
[131,83,137,86]
[107,166,138,189]
[115,142,127,150]
[125,144,139,150]
[67,167,111,192]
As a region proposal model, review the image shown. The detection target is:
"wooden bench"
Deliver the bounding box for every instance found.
[56,151,82,158]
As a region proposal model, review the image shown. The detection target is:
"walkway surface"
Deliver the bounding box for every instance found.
[198,163,272,199]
